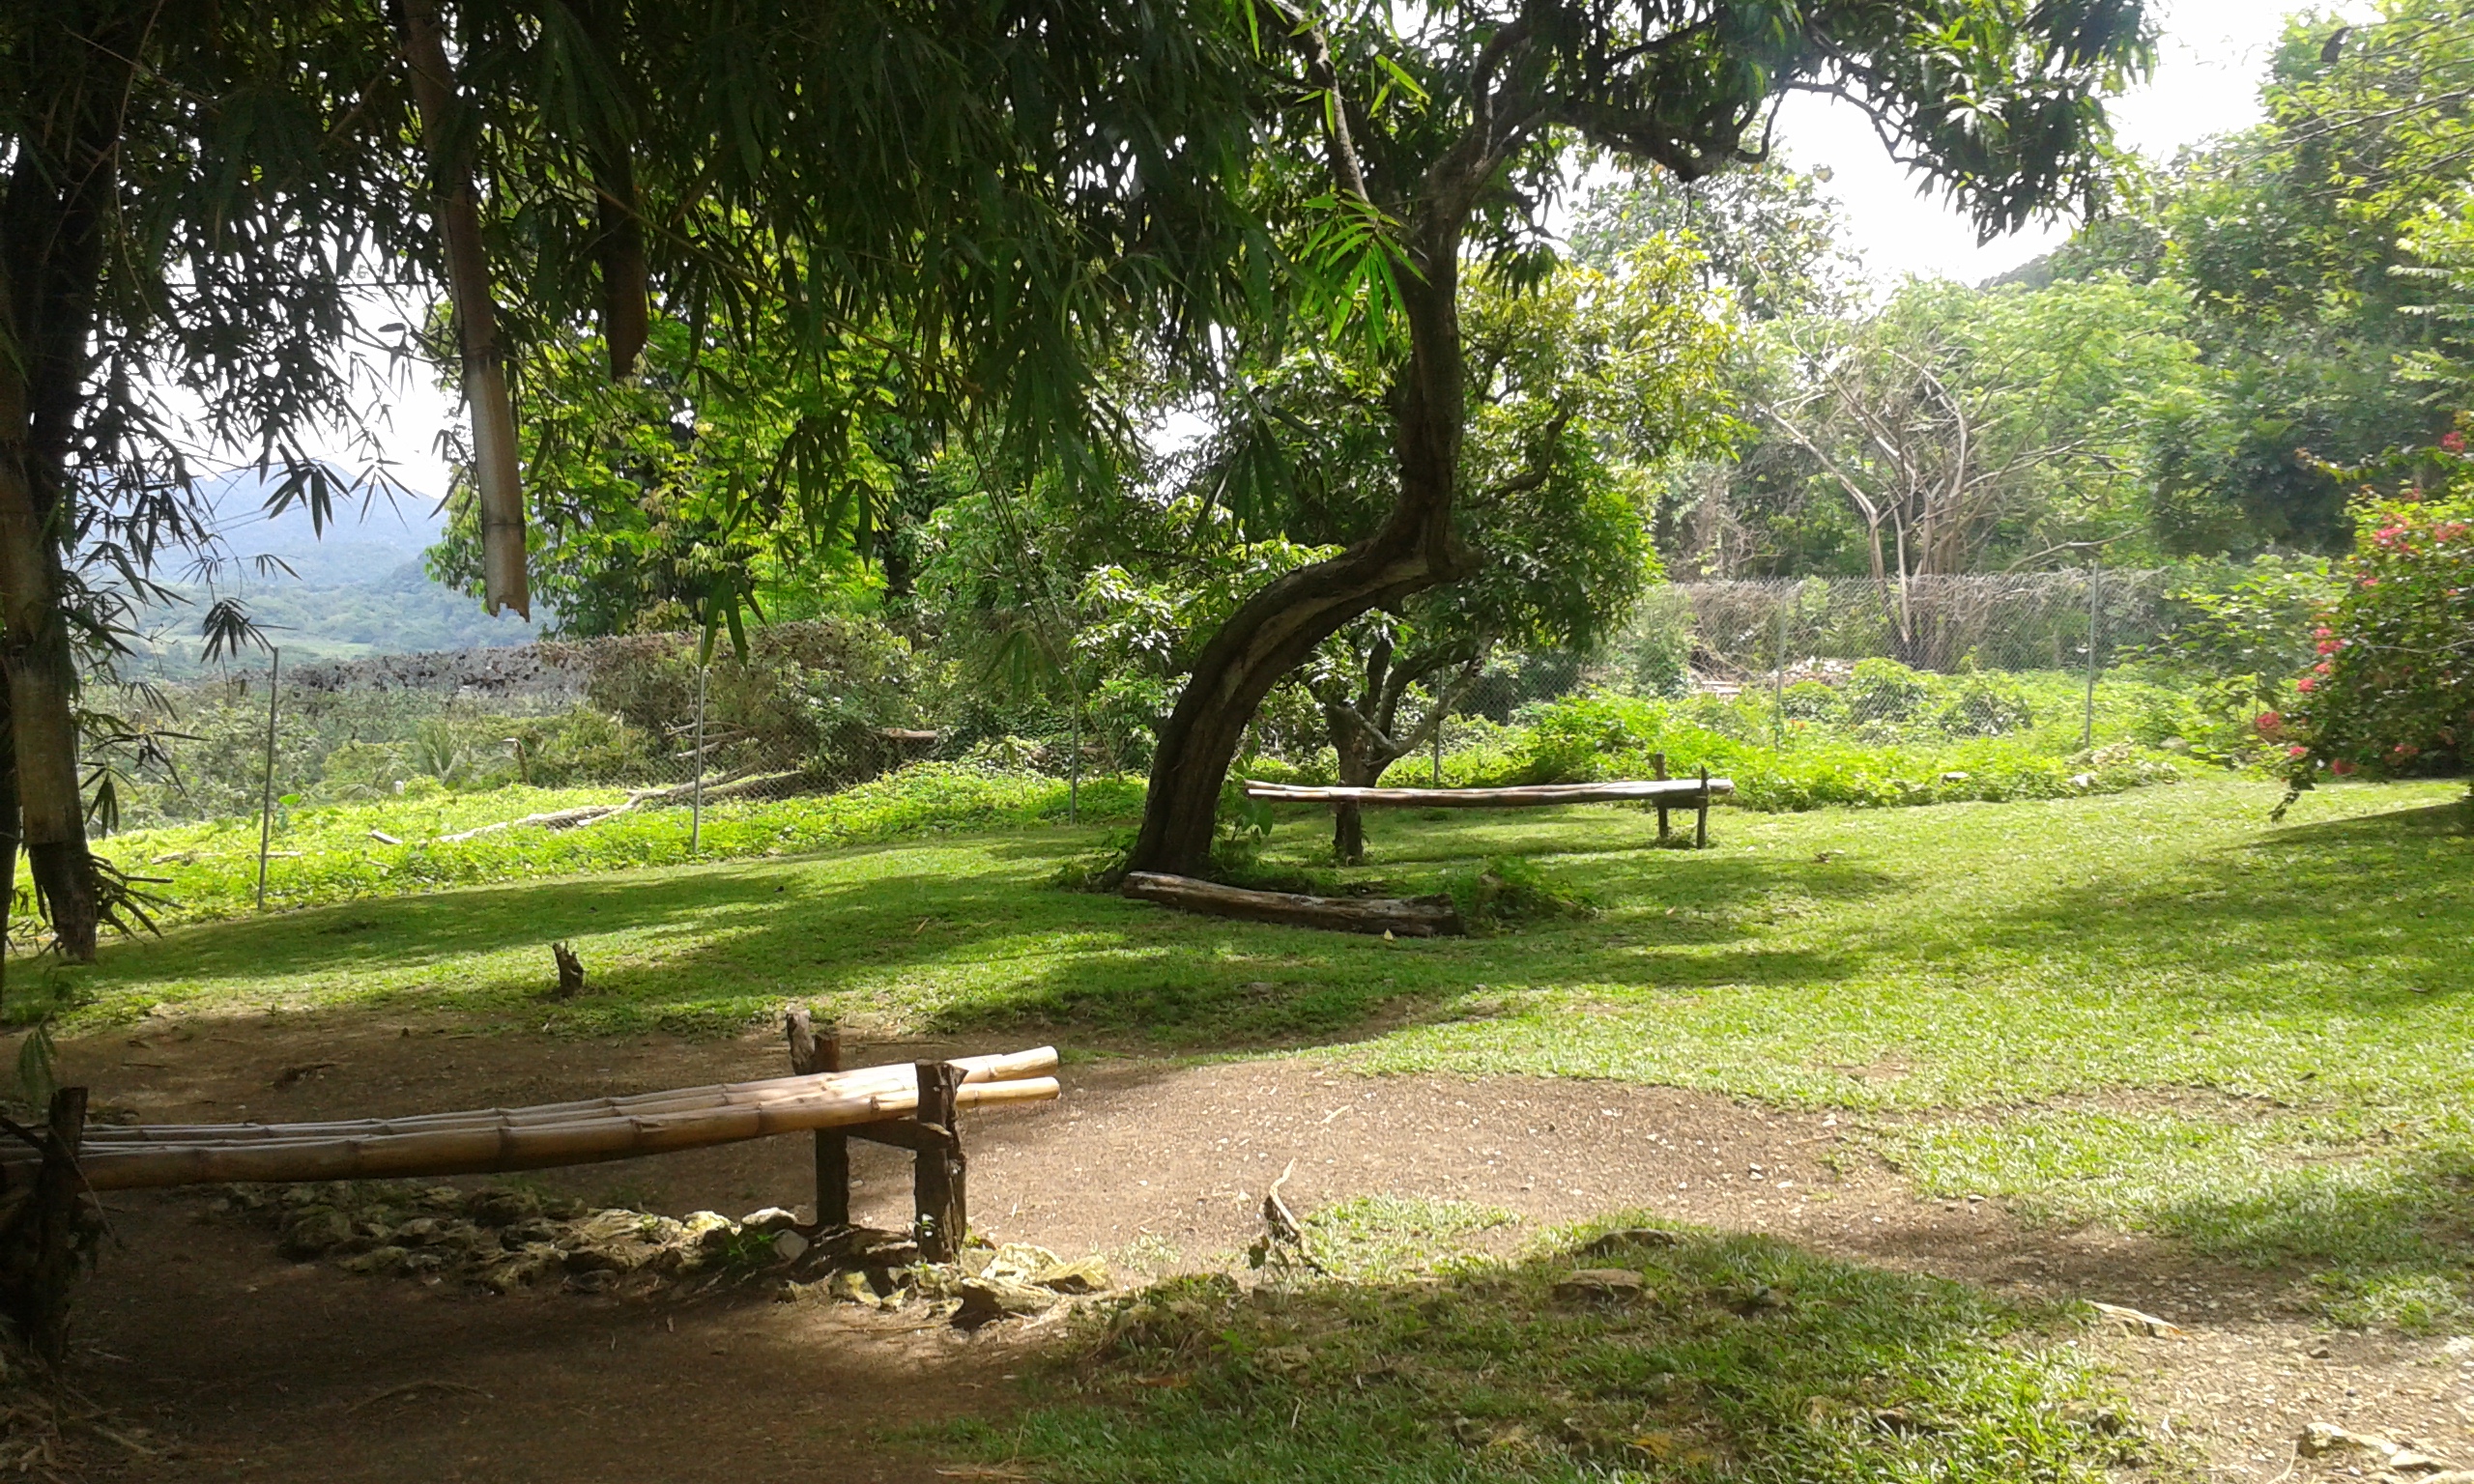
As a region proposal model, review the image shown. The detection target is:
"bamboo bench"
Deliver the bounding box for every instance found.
[0,1013,1057,1356]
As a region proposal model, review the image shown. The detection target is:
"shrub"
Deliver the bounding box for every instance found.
[1933,672,2035,737]
[2284,432,2474,792]
[1444,855,1597,933]
[1779,679,1843,723]
[1846,658,1930,724]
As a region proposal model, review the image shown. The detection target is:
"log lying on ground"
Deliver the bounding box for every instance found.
[79,1047,1057,1146]
[1242,778,1734,808]
[33,1070,1059,1192]
[434,767,818,842]
[1122,872,1462,937]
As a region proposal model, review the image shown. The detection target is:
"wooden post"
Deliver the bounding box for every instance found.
[0,1086,92,1364]
[911,1061,966,1262]
[785,1009,850,1227]
[1695,764,1711,848]
[1652,752,1670,842]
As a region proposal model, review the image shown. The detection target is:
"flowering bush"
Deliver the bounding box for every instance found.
[2281,420,2474,805]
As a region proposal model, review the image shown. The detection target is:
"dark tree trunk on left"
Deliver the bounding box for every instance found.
[0,11,135,963]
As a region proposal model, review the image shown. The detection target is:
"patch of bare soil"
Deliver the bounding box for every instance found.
[47,1013,2474,1481]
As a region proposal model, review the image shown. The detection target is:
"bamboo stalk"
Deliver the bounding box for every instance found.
[43,1077,1058,1192]
[1242,779,1733,808]
[79,1047,1057,1145]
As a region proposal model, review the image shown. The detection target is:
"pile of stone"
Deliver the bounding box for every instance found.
[212,1182,1108,1326]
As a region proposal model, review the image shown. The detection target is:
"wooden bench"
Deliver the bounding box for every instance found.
[1247,756,1735,847]
[0,1015,1058,1357]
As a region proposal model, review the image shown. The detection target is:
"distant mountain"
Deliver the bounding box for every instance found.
[118,470,539,675]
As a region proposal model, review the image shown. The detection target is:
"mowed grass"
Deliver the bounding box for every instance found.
[940,1210,2142,1484]
[33,772,2474,1326]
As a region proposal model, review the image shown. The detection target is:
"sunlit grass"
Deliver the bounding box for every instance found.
[34,771,2474,1326]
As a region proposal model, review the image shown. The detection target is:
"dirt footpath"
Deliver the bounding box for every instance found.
[53,1016,2474,1481]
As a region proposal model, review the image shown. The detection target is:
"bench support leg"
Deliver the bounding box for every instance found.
[912,1061,967,1262]
[786,1009,850,1227]
[1653,752,1670,842]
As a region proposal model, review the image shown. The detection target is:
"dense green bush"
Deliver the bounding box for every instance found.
[1448,687,2179,811]
[2285,440,2474,787]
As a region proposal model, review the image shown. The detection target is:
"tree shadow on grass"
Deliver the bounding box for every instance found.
[1976,795,2474,1017]
[942,1217,2132,1484]
[68,828,1898,1051]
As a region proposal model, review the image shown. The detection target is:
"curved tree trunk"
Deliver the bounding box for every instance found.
[1129,261,1468,878]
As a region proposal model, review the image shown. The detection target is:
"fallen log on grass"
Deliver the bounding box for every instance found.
[1121,871,1462,937]
[433,767,815,842]
[1241,778,1733,807]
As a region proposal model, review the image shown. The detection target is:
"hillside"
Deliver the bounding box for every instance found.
[121,469,537,672]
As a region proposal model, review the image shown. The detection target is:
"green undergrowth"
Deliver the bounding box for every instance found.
[71,763,1143,928]
[938,1211,2142,1484]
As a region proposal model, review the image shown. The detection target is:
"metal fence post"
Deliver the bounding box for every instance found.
[690,660,707,855]
[2082,559,2102,751]
[1771,594,1789,750]
[254,647,281,912]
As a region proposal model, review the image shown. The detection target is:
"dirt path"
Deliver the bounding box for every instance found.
[51,1015,2474,1481]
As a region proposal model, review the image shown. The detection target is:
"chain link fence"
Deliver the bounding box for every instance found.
[101,570,2175,829]
[101,618,933,832]
[1410,569,2174,783]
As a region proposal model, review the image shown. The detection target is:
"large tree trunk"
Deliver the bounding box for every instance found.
[1127,207,1470,878]
[0,685,15,999]
[0,27,128,964]
[1328,703,1373,865]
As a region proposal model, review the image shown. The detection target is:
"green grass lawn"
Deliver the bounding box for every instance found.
[940,1211,2140,1484]
[29,772,2474,1331]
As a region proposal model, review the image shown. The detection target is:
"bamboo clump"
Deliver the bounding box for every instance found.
[35,1049,1058,1192]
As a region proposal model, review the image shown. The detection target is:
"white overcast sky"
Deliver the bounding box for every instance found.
[322,0,2354,509]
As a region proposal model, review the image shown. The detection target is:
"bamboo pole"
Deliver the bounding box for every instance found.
[79,1047,1058,1146]
[1243,779,1732,808]
[399,0,529,617]
[39,1077,1058,1192]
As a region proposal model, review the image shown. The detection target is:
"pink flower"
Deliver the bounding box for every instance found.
[2256,711,2284,734]
[2287,744,2309,757]
[2316,640,2340,654]
[2297,676,2317,692]
[2331,759,2355,776]
[2445,430,2467,453]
